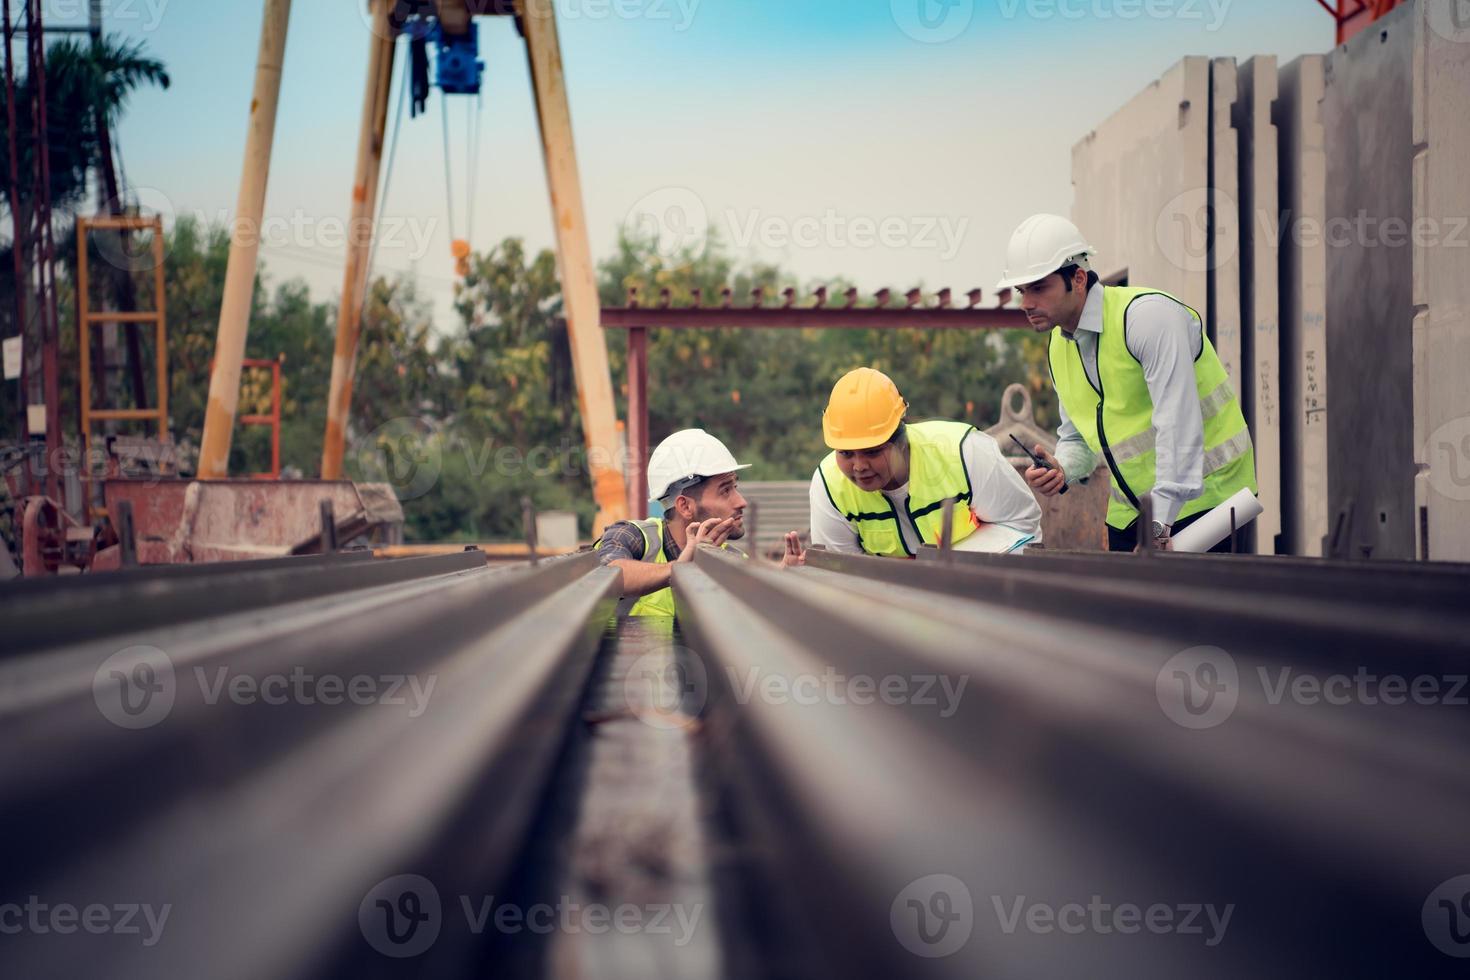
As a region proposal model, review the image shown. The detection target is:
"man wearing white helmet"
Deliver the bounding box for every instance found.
[595,428,753,617]
[999,214,1257,552]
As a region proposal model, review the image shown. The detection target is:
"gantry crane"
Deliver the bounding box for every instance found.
[1311,0,1410,44]
[197,0,628,532]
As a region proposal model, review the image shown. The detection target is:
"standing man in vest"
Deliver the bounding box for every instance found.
[596,428,754,617]
[803,367,1043,558]
[999,213,1257,552]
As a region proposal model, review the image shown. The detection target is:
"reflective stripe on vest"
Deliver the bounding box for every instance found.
[623,518,676,618]
[599,518,742,618]
[1047,286,1258,530]
[817,419,979,557]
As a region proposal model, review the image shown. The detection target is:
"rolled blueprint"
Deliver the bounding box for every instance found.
[1170,488,1263,553]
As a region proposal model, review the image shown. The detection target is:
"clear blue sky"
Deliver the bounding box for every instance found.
[85,0,1333,329]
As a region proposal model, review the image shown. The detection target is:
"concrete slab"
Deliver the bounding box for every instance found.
[1072,56,1211,320]
[1276,55,1330,557]
[1236,56,1283,555]
[1324,4,1416,560]
[1412,0,1470,561]
[1210,58,1243,396]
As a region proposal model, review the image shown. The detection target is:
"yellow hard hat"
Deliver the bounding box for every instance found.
[822,367,907,450]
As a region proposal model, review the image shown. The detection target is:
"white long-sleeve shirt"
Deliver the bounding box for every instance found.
[809,428,1043,554]
[1053,284,1207,527]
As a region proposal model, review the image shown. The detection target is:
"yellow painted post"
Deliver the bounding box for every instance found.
[522,0,627,532]
[321,0,397,479]
[198,0,291,478]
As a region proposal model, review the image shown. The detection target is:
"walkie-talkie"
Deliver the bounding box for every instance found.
[1010,434,1068,495]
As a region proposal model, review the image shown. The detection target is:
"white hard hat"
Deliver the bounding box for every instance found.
[647,429,751,503]
[996,213,1097,290]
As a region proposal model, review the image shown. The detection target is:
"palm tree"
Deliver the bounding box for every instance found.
[1,34,169,218]
[0,34,168,438]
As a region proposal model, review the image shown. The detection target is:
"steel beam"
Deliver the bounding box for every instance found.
[0,552,618,979]
[674,546,1470,978]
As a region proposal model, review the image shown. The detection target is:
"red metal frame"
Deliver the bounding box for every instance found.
[1312,0,1407,45]
[604,286,1028,520]
[240,357,284,480]
[208,355,284,479]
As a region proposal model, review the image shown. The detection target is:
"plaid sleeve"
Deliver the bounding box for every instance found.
[595,521,648,565]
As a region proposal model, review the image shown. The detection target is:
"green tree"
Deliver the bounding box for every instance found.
[1,34,169,446]
[595,228,1049,481]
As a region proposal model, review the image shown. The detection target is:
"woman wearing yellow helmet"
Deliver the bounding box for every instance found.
[806,368,1043,558]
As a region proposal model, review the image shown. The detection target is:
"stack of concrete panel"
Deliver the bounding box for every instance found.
[1235,56,1283,555]
[1210,58,1244,398]
[1276,55,1330,558]
[1324,6,1416,561]
[1071,56,1286,552]
[1071,56,1211,315]
[1412,0,1470,561]
[1068,1,1465,560]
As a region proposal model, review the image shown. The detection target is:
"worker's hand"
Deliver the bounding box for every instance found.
[779,531,806,569]
[677,517,737,561]
[1024,445,1067,497]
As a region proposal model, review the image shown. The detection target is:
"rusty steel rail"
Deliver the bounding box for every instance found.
[916,543,1470,610]
[674,545,1470,979]
[0,549,489,656]
[806,547,1469,677]
[0,551,619,980]
[604,285,1026,522]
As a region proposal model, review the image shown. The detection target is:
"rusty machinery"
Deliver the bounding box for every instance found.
[4,0,623,575]
[198,0,627,533]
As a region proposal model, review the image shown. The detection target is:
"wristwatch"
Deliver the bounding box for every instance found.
[1150,520,1171,542]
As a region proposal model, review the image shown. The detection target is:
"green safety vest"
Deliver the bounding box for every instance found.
[1046,285,1258,530]
[597,518,742,618]
[816,419,979,558]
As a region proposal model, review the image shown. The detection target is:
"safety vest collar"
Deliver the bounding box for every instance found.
[1049,285,1257,529]
[818,420,977,557]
